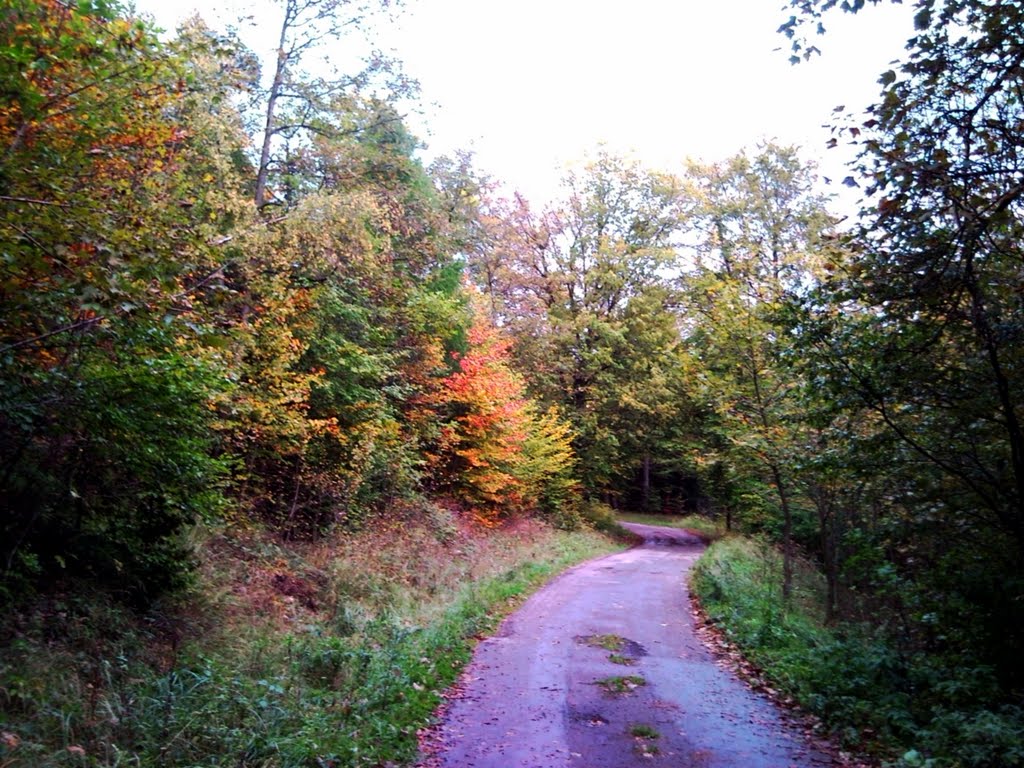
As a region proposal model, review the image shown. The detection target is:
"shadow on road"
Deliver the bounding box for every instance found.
[620,521,706,547]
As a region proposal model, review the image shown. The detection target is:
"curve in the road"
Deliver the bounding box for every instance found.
[425,522,834,768]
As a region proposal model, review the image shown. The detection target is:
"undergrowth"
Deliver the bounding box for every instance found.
[691,536,1024,768]
[0,504,620,767]
[578,501,635,538]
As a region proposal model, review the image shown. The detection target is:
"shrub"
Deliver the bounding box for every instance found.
[1,346,228,604]
[691,536,1024,767]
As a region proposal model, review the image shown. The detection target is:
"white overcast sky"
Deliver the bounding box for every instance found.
[132,0,914,211]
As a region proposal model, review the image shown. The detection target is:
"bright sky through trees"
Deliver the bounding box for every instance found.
[135,0,912,210]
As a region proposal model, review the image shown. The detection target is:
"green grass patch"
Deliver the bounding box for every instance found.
[594,674,646,694]
[629,723,660,739]
[579,633,625,651]
[690,536,1024,768]
[617,512,726,541]
[578,634,641,665]
[0,513,622,767]
[608,652,636,666]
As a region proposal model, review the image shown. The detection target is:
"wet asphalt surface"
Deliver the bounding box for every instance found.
[429,522,834,767]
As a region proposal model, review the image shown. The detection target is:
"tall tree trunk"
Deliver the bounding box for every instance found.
[770,462,794,601]
[963,252,1024,557]
[811,484,839,622]
[254,3,293,208]
[641,452,651,512]
[748,335,794,601]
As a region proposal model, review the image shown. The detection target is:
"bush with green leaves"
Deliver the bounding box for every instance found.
[1,339,228,604]
[691,536,1024,767]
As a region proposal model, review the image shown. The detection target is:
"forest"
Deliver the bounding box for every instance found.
[0,0,1022,766]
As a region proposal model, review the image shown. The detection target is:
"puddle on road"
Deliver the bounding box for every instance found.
[569,711,609,727]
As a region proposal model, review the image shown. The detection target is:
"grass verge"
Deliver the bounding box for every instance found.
[0,507,621,767]
[690,536,1024,768]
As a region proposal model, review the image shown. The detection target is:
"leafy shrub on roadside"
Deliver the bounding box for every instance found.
[579,501,624,534]
[691,536,1024,768]
[0,517,620,767]
[1,347,228,606]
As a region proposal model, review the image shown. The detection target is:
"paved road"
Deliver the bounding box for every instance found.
[429,522,834,767]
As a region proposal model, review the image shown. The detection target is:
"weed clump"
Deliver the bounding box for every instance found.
[578,633,645,666]
[629,723,660,739]
[629,722,661,757]
[579,633,625,651]
[595,674,646,694]
[608,652,636,666]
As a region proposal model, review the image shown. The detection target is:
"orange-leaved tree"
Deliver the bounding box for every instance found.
[437,294,580,525]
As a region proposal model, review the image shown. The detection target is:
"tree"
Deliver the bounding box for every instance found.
[252,0,408,208]
[680,144,833,598]
[783,0,1024,691]
[475,152,685,499]
[219,111,469,532]
[0,0,245,599]
[682,144,832,301]
[434,292,580,525]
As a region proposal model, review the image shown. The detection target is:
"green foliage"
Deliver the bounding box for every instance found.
[578,500,626,535]
[1,341,229,603]
[0,0,247,601]
[433,296,583,524]
[594,675,646,694]
[692,536,1024,767]
[0,519,620,767]
[462,151,687,499]
[628,723,660,739]
[780,0,1024,713]
[212,107,472,534]
[517,405,582,527]
[3,4,1022,767]
[0,0,584,606]
[581,633,626,651]
[679,143,833,597]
